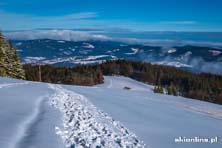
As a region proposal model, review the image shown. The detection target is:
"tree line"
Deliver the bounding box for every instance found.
[23,64,103,86]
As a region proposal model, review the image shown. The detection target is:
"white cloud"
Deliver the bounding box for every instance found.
[4,29,222,48]
[4,29,112,41]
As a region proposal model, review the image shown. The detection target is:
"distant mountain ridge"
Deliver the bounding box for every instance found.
[11,39,222,74]
[0,33,25,79]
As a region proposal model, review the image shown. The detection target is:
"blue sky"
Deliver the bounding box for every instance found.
[0,0,222,31]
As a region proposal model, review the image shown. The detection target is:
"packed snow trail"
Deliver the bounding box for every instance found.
[9,95,47,148]
[0,79,63,148]
[48,84,146,148]
[0,82,29,89]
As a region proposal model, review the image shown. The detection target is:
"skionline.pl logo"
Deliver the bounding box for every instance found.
[175,136,219,143]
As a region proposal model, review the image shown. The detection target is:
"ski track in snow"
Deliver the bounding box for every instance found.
[184,105,222,120]
[48,84,146,148]
[8,95,48,148]
[107,79,113,88]
[0,82,29,89]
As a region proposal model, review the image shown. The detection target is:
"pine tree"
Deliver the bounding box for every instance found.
[0,32,25,79]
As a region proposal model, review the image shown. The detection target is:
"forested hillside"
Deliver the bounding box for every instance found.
[24,60,222,105]
[0,33,25,79]
[24,64,103,86]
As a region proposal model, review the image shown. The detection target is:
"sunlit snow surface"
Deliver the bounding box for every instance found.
[0,78,63,148]
[0,76,222,148]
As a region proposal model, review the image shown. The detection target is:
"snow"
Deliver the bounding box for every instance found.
[106,50,112,53]
[15,42,22,46]
[0,76,222,148]
[82,43,95,49]
[106,49,120,54]
[16,49,23,52]
[0,81,28,88]
[209,50,221,56]
[42,57,77,64]
[125,48,139,55]
[74,60,105,65]
[0,77,145,148]
[167,48,177,53]
[38,55,116,65]
[57,41,65,43]
[113,48,120,52]
[97,76,154,91]
[153,61,193,68]
[184,51,192,56]
[0,78,63,148]
[85,55,110,60]
[49,84,145,147]
[65,76,222,148]
[63,51,72,55]
[24,57,46,64]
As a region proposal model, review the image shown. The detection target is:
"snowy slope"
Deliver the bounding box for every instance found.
[0,76,222,148]
[0,77,145,148]
[65,76,222,148]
